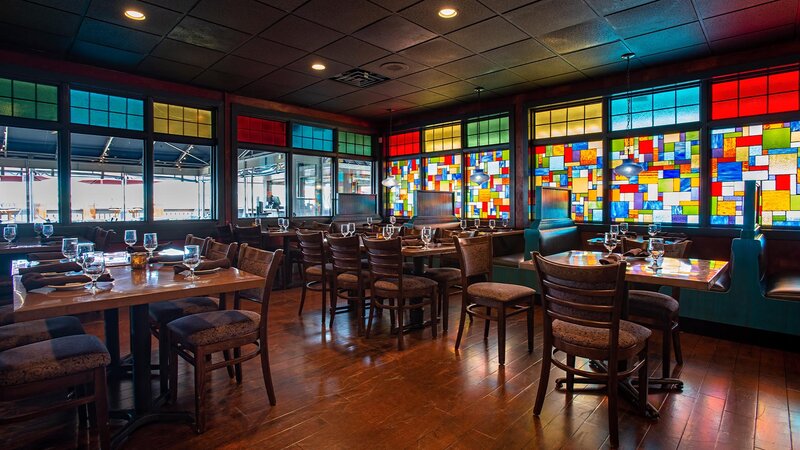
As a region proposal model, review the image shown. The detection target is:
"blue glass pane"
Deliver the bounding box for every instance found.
[89,92,108,111]
[109,96,127,113]
[652,108,676,126]
[70,90,89,108]
[89,109,108,127]
[676,105,699,123]
[631,94,652,112]
[128,99,143,116]
[127,115,144,131]
[109,112,126,129]
[610,97,628,116]
[71,106,89,124]
[676,87,699,106]
[653,91,675,109]
[632,111,652,128]
[611,114,628,131]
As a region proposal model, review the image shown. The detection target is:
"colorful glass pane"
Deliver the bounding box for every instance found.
[610,131,701,224]
[467,115,509,147]
[338,131,372,156]
[424,122,461,152]
[0,78,58,121]
[466,149,510,219]
[710,122,800,227]
[237,116,286,146]
[711,70,800,120]
[291,124,333,151]
[610,84,700,131]
[387,158,420,216]
[388,131,420,156]
[531,101,602,139]
[70,89,144,131]
[534,141,603,222]
[153,102,213,138]
[424,154,462,215]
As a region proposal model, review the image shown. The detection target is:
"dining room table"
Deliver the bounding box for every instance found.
[0,237,86,277]
[519,250,730,418]
[260,229,296,289]
[12,260,265,449]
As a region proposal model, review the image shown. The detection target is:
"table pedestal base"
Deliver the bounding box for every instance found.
[110,409,193,449]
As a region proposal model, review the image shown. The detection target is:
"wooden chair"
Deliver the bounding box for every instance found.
[205,240,239,264]
[185,234,212,255]
[453,235,535,365]
[0,316,85,351]
[234,225,263,249]
[531,252,650,448]
[0,335,111,448]
[215,223,235,244]
[167,245,283,433]
[363,237,437,350]
[420,229,467,331]
[92,227,116,252]
[327,234,370,334]
[296,231,332,325]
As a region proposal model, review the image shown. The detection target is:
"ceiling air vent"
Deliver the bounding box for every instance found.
[330,68,389,88]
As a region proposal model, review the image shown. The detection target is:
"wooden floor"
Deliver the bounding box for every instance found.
[2,287,799,450]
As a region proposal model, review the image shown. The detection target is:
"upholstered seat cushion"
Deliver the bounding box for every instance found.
[628,290,680,320]
[0,334,110,386]
[373,275,437,296]
[493,253,525,268]
[552,319,651,351]
[337,270,370,289]
[0,316,85,352]
[306,263,334,277]
[467,282,535,303]
[0,304,13,326]
[149,297,219,324]
[168,310,260,347]
[423,267,461,284]
[765,274,800,301]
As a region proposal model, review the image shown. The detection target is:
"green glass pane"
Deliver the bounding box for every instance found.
[89,109,109,127]
[13,81,36,100]
[467,135,477,148]
[109,112,127,128]
[89,92,108,111]
[0,78,11,97]
[37,103,58,121]
[13,99,36,118]
[499,130,509,143]
[0,98,12,116]
[37,85,57,104]
[109,96,127,113]
[764,127,790,149]
[71,106,89,124]
[70,90,89,108]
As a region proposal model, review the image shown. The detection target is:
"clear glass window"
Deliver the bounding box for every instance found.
[0,126,59,223]
[292,154,332,216]
[153,141,213,220]
[237,148,286,218]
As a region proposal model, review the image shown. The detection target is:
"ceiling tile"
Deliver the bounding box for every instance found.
[316,37,390,67]
[168,16,251,52]
[302,79,361,97]
[398,69,460,89]
[278,89,335,106]
[510,57,576,80]
[361,80,421,97]
[709,24,795,53]
[624,22,706,56]
[367,0,422,12]
[538,18,620,54]
[70,41,144,69]
[256,0,307,12]
[429,81,479,97]
[348,98,416,116]
[477,0,538,14]
[637,43,710,66]
[137,56,205,82]
[605,0,698,38]
[491,80,539,95]
[209,55,277,79]
[437,55,499,79]
[561,40,632,70]
[237,79,298,99]
[466,70,526,90]
[141,0,196,13]
[446,16,528,53]
[4,0,82,36]
[253,68,320,91]
[285,55,353,78]
[294,0,390,34]
[316,90,390,111]
[77,18,161,54]
[189,0,285,34]
[233,38,306,66]
[505,0,598,37]
[400,0,495,34]
[260,16,343,52]
[583,0,653,16]
[693,0,775,19]
[397,89,450,105]
[480,39,554,68]
[581,58,645,78]
[398,38,472,67]
[361,54,428,78]
[87,0,183,36]
[192,70,253,91]
[0,23,72,54]
[151,39,226,68]
[27,0,90,14]
[535,71,587,86]
[702,0,796,41]
[353,15,437,52]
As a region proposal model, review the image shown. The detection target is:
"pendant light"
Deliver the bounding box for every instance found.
[613,53,644,178]
[381,108,398,188]
[469,87,491,185]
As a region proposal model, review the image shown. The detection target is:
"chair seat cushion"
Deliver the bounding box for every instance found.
[0,316,85,352]
[149,297,219,324]
[168,310,260,347]
[374,275,437,296]
[628,290,680,320]
[423,267,461,284]
[467,282,535,303]
[0,334,110,386]
[0,304,13,326]
[337,270,370,289]
[493,253,525,268]
[765,274,800,301]
[552,319,651,351]
[306,263,333,277]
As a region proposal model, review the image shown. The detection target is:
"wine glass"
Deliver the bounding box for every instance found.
[648,238,665,269]
[389,216,396,226]
[474,219,480,229]
[83,251,106,294]
[183,245,201,281]
[61,238,78,262]
[610,224,620,240]
[603,232,617,256]
[143,233,158,258]
[2,226,15,245]
[366,216,373,230]
[489,219,496,231]
[648,224,658,238]
[460,219,467,232]
[383,225,394,240]
[42,224,54,239]
[348,223,356,237]
[502,218,509,228]
[620,222,629,235]
[124,229,137,248]
[254,217,262,229]
[76,243,95,271]
[420,226,432,249]
[33,221,43,238]
[340,223,349,236]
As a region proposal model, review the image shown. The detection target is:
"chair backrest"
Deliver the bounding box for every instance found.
[215,223,234,243]
[234,225,262,248]
[310,221,332,232]
[234,244,283,335]
[185,234,211,255]
[93,227,115,251]
[206,240,238,263]
[362,237,404,293]
[327,234,362,274]
[454,235,493,282]
[296,231,326,268]
[532,251,627,356]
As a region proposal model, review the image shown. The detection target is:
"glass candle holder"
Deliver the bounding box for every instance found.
[131,252,148,270]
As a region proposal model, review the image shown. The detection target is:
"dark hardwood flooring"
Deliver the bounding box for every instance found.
[1,287,799,449]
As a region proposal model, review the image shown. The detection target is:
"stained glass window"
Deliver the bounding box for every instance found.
[291,123,333,151]
[153,102,213,138]
[388,131,420,156]
[466,149,510,219]
[534,141,603,222]
[237,116,286,146]
[70,90,144,131]
[711,70,800,120]
[711,122,800,227]
[425,154,462,215]
[0,78,58,121]
[424,121,461,152]
[610,131,700,224]
[387,158,420,216]
[610,84,700,131]
[467,114,509,147]
[532,102,602,139]
[338,131,372,156]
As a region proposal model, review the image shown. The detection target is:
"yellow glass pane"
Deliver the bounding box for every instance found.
[198,124,212,138]
[567,106,584,121]
[153,102,168,119]
[535,124,550,139]
[534,110,550,125]
[183,122,198,137]
[168,120,183,135]
[197,109,212,124]
[567,120,584,136]
[183,107,198,123]
[551,122,567,137]
[550,108,567,123]
[585,117,603,134]
[154,117,168,134]
[585,102,602,118]
[168,105,183,121]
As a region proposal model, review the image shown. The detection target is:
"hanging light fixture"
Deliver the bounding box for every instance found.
[381,108,398,188]
[614,53,644,178]
[469,87,491,185]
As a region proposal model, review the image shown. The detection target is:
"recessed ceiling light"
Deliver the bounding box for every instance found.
[438,7,458,18]
[124,9,146,20]
[311,63,326,71]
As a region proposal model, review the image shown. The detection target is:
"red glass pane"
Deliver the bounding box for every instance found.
[739,76,767,98]
[768,91,799,113]
[389,131,420,156]
[712,100,738,120]
[711,81,738,101]
[739,96,767,116]
[237,116,286,146]
[768,71,799,93]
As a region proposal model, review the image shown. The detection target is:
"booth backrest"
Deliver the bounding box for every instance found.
[538,225,581,256]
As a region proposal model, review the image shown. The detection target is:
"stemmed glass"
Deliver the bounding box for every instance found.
[348,223,356,237]
[648,222,661,237]
[254,217,262,229]
[278,218,288,231]
[42,224,54,239]
[610,224,620,241]
[603,232,617,256]
[460,219,467,232]
[420,226,432,250]
[76,243,95,271]
[389,216,396,226]
[83,251,106,294]
[474,219,480,229]
[183,245,201,281]
[502,218,509,228]
[61,238,78,262]
[2,226,15,245]
[143,233,158,259]
[340,223,349,236]
[33,221,43,238]
[648,238,665,269]
[124,229,137,249]
[366,217,373,230]
[489,219,496,231]
[383,225,394,240]
[620,222,629,235]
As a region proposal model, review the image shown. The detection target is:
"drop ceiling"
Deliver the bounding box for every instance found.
[1,0,799,119]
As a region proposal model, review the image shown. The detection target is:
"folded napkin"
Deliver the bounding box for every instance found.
[173,258,231,274]
[19,261,81,275]
[148,253,184,263]
[127,242,174,253]
[22,272,113,290]
[402,239,423,247]
[40,235,66,243]
[622,248,650,257]
[599,254,623,265]
[27,252,67,261]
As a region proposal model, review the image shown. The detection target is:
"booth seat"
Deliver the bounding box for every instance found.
[763,236,800,301]
[492,233,526,268]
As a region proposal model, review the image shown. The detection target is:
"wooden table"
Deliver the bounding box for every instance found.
[13,264,264,448]
[261,229,295,289]
[0,238,67,276]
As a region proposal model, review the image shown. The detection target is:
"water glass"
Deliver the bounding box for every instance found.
[460,219,467,231]
[648,238,665,269]
[610,224,620,239]
[502,218,509,228]
[42,224,54,239]
[2,226,15,244]
[420,226,432,249]
[647,224,658,237]
[389,216,396,225]
[83,251,106,293]
[62,238,78,261]
[620,222,629,235]
[474,219,481,229]
[254,218,262,229]
[348,223,356,236]
[183,245,201,281]
[366,217,373,228]
[76,243,95,270]
[489,219,496,231]
[340,223,349,236]
[124,229,137,247]
[33,221,43,237]
[383,225,394,240]
[143,233,158,258]
[603,232,617,256]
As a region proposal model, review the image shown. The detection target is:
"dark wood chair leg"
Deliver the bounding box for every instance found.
[233,347,243,384]
[566,355,576,392]
[533,342,551,415]
[397,298,405,351]
[441,284,449,332]
[497,305,506,366]
[169,338,179,404]
[158,324,171,394]
[526,301,534,353]
[638,344,649,416]
[454,298,468,351]
[607,361,619,448]
[483,307,491,339]
[321,279,327,327]
[94,367,110,450]
[430,288,438,339]
[298,283,307,316]
[194,349,207,434]
[662,324,672,379]
[328,280,337,329]
[672,322,683,365]
[259,337,276,405]
[366,295,377,339]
